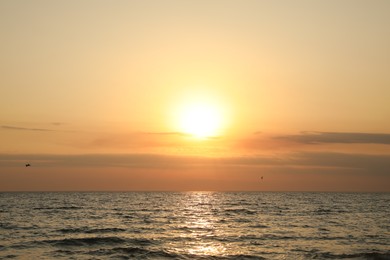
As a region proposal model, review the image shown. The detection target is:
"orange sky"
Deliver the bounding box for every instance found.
[1,0,390,191]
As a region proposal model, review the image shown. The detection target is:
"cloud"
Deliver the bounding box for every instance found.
[0,153,212,168]
[288,152,390,173]
[144,131,189,136]
[144,132,221,139]
[1,152,389,175]
[80,132,187,150]
[275,132,390,145]
[1,125,55,132]
[51,122,65,126]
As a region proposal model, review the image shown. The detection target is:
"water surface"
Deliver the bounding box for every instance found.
[0,192,389,259]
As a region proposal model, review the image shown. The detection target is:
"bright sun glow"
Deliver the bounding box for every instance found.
[178,101,223,138]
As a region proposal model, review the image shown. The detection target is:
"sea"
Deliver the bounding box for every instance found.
[0,192,389,259]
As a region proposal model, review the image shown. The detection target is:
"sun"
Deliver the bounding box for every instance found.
[178,101,223,138]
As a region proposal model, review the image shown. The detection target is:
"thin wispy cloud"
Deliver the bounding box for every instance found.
[0,153,211,168]
[275,132,390,145]
[51,122,65,126]
[288,152,390,173]
[1,152,389,175]
[144,131,189,136]
[144,132,221,139]
[1,125,55,132]
[80,132,185,150]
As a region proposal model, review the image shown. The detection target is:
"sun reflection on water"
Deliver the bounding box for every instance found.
[187,243,227,256]
[172,192,228,257]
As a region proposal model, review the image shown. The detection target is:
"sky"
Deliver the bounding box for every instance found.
[1,0,389,192]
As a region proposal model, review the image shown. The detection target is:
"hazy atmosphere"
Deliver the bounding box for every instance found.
[1,0,390,191]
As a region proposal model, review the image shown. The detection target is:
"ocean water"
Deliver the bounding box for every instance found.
[0,192,389,260]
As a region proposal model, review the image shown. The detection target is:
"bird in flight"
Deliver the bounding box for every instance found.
[25,163,31,167]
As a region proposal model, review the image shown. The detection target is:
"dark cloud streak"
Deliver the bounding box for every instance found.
[275,132,390,145]
[1,152,389,176]
[2,125,55,132]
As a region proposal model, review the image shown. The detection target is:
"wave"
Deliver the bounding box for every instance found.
[0,223,36,230]
[314,208,333,215]
[88,247,180,258]
[224,208,257,215]
[312,251,390,259]
[176,226,214,232]
[240,234,282,240]
[249,224,268,229]
[34,206,83,210]
[0,223,17,230]
[45,237,126,247]
[44,236,159,248]
[221,255,266,260]
[47,241,386,260]
[86,247,266,259]
[58,227,126,234]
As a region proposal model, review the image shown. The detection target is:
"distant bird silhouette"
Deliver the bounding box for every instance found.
[25,163,31,167]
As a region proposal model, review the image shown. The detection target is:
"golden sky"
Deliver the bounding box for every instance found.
[1,0,390,191]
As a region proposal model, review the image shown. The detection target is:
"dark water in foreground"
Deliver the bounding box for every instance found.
[0,192,389,259]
